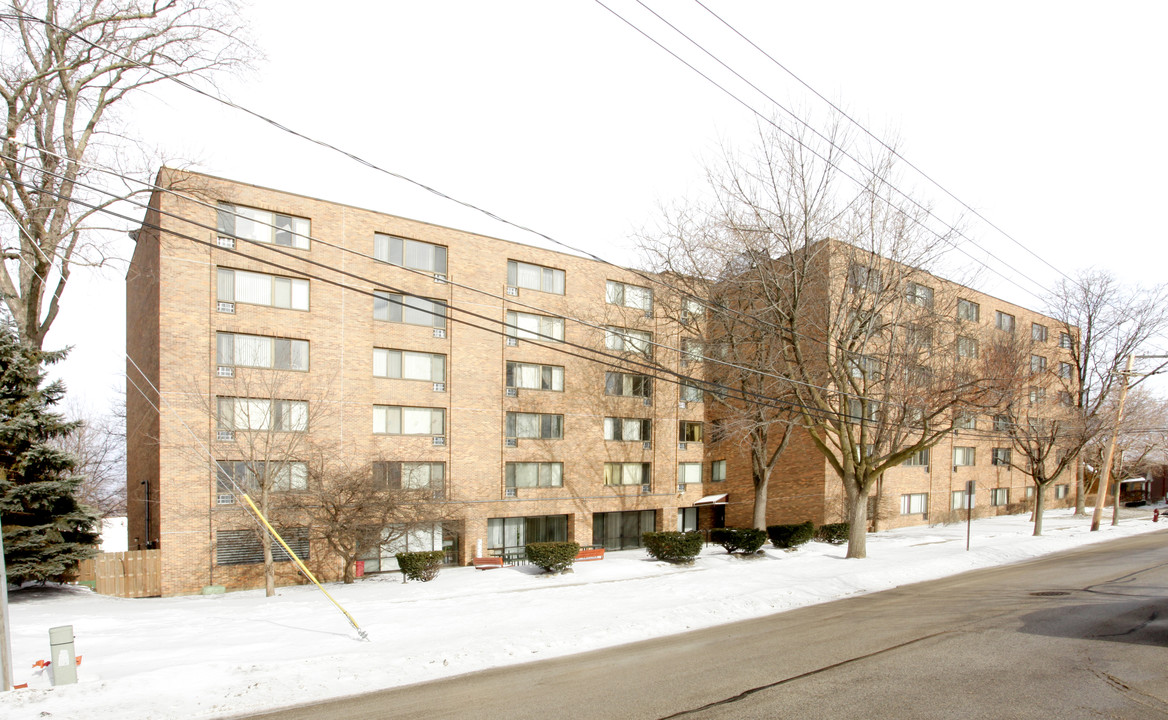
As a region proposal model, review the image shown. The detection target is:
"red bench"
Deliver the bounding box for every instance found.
[575,547,605,562]
[472,557,505,570]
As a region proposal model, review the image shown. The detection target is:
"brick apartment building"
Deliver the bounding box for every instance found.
[126,170,1077,595]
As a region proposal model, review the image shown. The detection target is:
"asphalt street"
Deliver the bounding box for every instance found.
[239,529,1168,720]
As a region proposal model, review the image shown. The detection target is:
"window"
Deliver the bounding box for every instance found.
[678,507,699,533]
[217,527,308,566]
[217,333,308,371]
[1029,387,1046,405]
[957,299,980,322]
[373,406,445,436]
[847,398,878,423]
[1055,484,1069,499]
[848,355,882,380]
[711,459,726,482]
[906,325,932,349]
[905,282,934,308]
[593,510,655,550]
[374,233,447,274]
[678,463,702,486]
[217,203,309,250]
[217,268,309,310]
[954,413,976,430]
[1059,332,1073,349]
[506,311,565,342]
[505,412,563,439]
[681,298,704,323]
[360,523,446,572]
[216,461,308,496]
[680,382,703,403]
[903,448,929,467]
[604,462,651,486]
[900,493,928,515]
[217,398,307,432]
[951,490,974,510]
[488,515,568,555]
[1026,486,1035,499]
[508,260,565,294]
[995,311,1015,333]
[993,414,1010,432]
[605,280,652,312]
[1059,391,1074,407]
[373,349,446,382]
[605,372,651,398]
[681,339,704,365]
[848,263,882,292]
[953,446,976,466]
[1059,362,1073,380]
[506,362,564,391]
[606,326,652,355]
[990,488,1010,506]
[604,417,651,441]
[505,462,563,488]
[373,292,447,328]
[679,421,703,443]
[1030,355,1047,374]
[957,336,979,359]
[1031,323,1048,343]
[991,448,1011,466]
[373,461,445,491]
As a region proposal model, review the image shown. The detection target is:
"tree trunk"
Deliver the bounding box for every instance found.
[845,481,869,559]
[343,557,355,584]
[1074,462,1086,516]
[752,468,770,530]
[1033,485,1047,536]
[261,488,275,597]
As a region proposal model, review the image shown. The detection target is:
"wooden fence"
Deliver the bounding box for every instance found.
[75,550,162,598]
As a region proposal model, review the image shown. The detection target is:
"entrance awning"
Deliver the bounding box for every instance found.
[1119,478,1148,485]
[694,493,728,506]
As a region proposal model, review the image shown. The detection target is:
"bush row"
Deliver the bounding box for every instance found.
[642,531,704,563]
[767,521,850,548]
[709,527,768,554]
[525,541,581,573]
[396,550,446,582]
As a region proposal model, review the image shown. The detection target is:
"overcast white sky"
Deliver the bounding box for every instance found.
[46,0,1168,414]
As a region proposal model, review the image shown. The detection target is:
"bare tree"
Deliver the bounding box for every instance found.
[55,398,126,516]
[1044,270,1168,515]
[1081,387,1168,513]
[0,0,254,347]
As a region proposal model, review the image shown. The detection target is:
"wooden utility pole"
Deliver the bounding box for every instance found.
[1091,355,1133,532]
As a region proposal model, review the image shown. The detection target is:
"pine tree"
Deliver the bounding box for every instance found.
[0,322,98,584]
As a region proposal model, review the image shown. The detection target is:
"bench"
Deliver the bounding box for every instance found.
[575,547,605,562]
[472,557,505,570]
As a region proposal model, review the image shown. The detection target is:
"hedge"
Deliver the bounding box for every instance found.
[815,522,850,545]
[642,531,704,563]
[396,550,446,582]
[525,541,581,574]
[767,521,815,549]
[709,528,768,555]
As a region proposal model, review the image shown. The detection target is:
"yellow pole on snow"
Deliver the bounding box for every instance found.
[241,494,368,640]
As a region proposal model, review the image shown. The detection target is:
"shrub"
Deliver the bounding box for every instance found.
[396,550,446,582]
[767,521,815,549]
[525,541,580,574]
[709,528,768,554]
[816,522,850,545]
[642,531,704,563]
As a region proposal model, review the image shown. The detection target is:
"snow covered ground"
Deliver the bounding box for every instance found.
[2,508,1164,720]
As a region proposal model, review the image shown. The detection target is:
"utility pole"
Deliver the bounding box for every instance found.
[0,468,12,691]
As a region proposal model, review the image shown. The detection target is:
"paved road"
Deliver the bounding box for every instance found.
[242,530,1168,720]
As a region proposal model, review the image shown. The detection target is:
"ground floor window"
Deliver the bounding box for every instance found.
[678,507,698,532]
[951,490,974,510]
[216,527,309,566]
[359,522,452,573]
[1055,484,1069,499]
[899,493,928,515]
[1026,486,1035,499]
[593,510,655,550]
[487,515,568,560]
[990,488,1009,506]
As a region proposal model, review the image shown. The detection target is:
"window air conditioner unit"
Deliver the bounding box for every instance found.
[642,397,652,407]
[505,487,517,498]
[216,430,235,442]
[505,387,518,398]
[216,494,235,505]
[506,286,519,297]
[216,366,234,378]
[433,328,446,339]
[678,400,687,409]
[432,436,446,446]
[216,236,235,249]
[217,302,235,313]
[433,273,447,283]
[641,483,651,494]
[432,382,446,392]
[677,483,686,493]
[643,308,653,319]
[432,490,444,500]
[642,441,652,450]
[505,438,518,448]
[505,337,518,347]
[678,442,688,451]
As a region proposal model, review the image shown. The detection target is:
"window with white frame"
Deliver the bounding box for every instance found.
[680,382,703,403]
[993,414,1010,431]
[955,413,977,430]
[505,462,563,488]
[900,493,928,515]
[848,263,882,292]
[372,461,445,491]
[847,398,879,423]
[995,311,1015,333]
[903,448,929,467]
[1031,355,1047,374]
[711,459,726,482]
[506,310,565,342]
[681,338,704,365]
[957,336,979,359]
[905,282,934,308]
[506,362,564,391]
[1055,484,1069,499]
[1026,486,1035,499]
[605,371,651,398]
[1029,387,1046,405]
[604,417,651,441]
[681,298,704,323]
[1059,362,1073,380]
[990,488,1009,506]
[374,233,448,274]
[848,354,882,380]
[953,446,976,466]
[957,298,980,322]
[951,489,974,510]
[508,260,565,294]
[217,398,307,432]
[1031,323,1048,342]
[217,202,310,249]
[1059,332,1073,349]
[217,268,309,310]
[373,405,445,435]
[677,462,702,486]
[217,333,308,371]
[679,421,703,443]
[604,462,650,486]
[606,326,651,355]
[373,349,446,382]
[605,280,652,312]
[992,448,1011,466]
[505,412,563,439]
[216,460,308,496]
[906,325,932,349]
[373,292,447,328]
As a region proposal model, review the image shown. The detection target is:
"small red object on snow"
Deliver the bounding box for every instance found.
[13,683,27,689]
[75,655,82,665]
[1154,509,1160,522]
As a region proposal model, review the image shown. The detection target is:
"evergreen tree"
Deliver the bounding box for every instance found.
[0,322,98,584]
